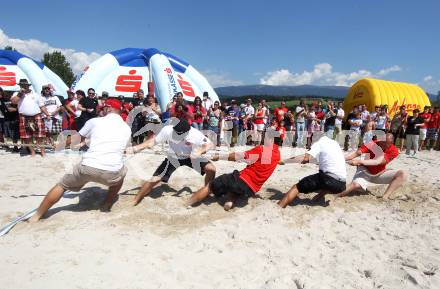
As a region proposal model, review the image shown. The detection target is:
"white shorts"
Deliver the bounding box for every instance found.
[419,128,427,141]
[255,124,265,131]
[352,166,399,190]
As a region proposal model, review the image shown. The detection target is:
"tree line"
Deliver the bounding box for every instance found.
[4,46,75,87]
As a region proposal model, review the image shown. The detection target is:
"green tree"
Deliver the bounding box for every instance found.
[4,45,16,51]
[41,51,75,87]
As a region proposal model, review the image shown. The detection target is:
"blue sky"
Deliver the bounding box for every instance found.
[1,0,439,92]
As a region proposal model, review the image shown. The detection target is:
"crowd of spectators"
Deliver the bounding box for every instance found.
[1,79,439,156]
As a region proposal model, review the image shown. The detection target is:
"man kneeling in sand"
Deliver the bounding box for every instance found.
[335,133,407,200]
[278,135,347,208]
[127,119,216,205]
[29,99,131,222]
[187,134,282,210]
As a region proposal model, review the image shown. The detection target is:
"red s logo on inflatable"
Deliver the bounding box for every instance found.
[177,74,195,98]
[115,69,142,92]
[0,66,16,86]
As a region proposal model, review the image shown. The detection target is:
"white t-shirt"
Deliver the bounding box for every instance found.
[308,136,347,180]
[335,108,345,125]
[68,99,82,118]
[244,105,255,116]
[79,113,132,171]
[16,91,41,116]
[296,106,305,122]
[39,95,62,120]
[155,125,211,159]
[202,99,212,112]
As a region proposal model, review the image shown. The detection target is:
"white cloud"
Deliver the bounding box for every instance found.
[423,75,433,82]
[377,65,402,76]
[203,71,244,87]
[421,75,440,93]
[0,29,100,74]
[260,63,402,87]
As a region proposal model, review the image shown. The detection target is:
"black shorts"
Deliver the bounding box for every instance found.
[153,157,211,183]
[297,171,346,194]
[210,170,254,197]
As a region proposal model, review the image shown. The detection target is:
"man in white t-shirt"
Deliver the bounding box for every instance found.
[335,102,345,142]
[29,99,132,222]
[128,118,216,206]
[11,79,46,156]
[295,101,306,147]
[39,85,63,142]
[278,136,347,207]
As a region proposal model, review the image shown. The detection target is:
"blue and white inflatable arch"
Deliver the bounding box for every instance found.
[72,48,219,111]
[0,49,68,98]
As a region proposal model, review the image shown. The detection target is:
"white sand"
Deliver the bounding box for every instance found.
[0,148,439,289]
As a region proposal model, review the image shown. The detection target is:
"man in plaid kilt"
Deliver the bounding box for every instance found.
[39,84,62,145]
[11,79,46,156]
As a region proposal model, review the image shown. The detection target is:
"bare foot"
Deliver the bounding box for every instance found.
[28,214,41,223]
[224,201,234,211]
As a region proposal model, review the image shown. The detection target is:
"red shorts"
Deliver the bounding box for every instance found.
[19,114,46,139]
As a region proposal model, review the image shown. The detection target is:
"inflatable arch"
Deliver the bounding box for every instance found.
[72,48,219,111]
[0,49,68,98]
[343,78,431,117]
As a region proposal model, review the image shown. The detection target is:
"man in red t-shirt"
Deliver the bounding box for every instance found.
[274,101,288,122]
[336,133,407,200]
[426,107,440,150]
[419,106,431,150]
[187,136,281,210]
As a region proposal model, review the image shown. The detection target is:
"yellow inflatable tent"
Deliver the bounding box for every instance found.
[343,78,431,117]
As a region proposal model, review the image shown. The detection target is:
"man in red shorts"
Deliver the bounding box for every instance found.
[187,134,282,211]
[335,133,407,200]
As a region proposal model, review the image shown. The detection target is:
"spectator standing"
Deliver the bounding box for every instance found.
[295,100,306,147]
[192,96,206,130]
[426,107,440,150]
[419,106,431,150]
[253,102,265,145]
[405,109,424,155]
[207,100,222,147]
[323,101,337,139]
[225,100,240,146]
[0,87,19,152]
[274,101,288,123]
[306,106,318,149]
[335,101,345,142]
[39,85,62,145]
[10,79,46,156]
[390,105,407,151]
[348,112,363,151]
[76,88,98,130]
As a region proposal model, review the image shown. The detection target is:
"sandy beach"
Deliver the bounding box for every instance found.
[1,148,439,289]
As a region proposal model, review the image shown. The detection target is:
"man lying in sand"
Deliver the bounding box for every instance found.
[187,134,282,210]
[29,99,132,222]
[127,119,216,205]
[334,133,407,200]
[278,135,347,208]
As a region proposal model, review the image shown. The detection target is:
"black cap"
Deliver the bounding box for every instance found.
[203,91,209,97]
[173,119,191,135]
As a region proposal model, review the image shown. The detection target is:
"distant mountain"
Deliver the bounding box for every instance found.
[214,84,350,99]
[214,84,438,101]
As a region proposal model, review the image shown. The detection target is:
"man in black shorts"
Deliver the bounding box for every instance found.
[128,119,216,205]
[187,135,282,211]
[278,135,347,208]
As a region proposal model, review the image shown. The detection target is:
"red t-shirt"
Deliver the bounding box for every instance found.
[274,107,288,122]
[426,112,440,129]
[254,109,264,125]
[193,105,206,124]
[419,112,431,129]
[359,141,399,175]
[315,111,325,121]
[171,104,194,125]
[277,126,286,139]
[239,144,280,193]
